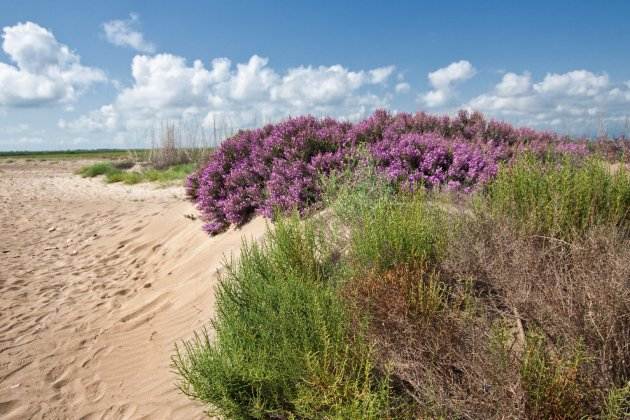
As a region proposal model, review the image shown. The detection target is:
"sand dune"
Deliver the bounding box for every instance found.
[0,160,267,419]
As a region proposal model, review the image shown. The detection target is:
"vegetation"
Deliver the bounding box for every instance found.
[484,155,630,238]
[173,218,398,419]
[0,149,148,160]
[175,149,630,418]
[71,121,212,185]
[187,110,629,235]
[77,161,196,185]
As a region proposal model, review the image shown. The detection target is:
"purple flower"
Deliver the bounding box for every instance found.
[191,109,611,235]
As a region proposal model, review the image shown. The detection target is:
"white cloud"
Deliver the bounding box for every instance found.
[369,65,395,83]
[395,82,410,93]
[427,60,476,89]
[271,63,394,106]
[496,72,531,96]
[63,53,397,137]
[421,60,475,107]
[533,70,608,96]
[0,21,106,107]
[102,13,155,53]
[467,69,630,133]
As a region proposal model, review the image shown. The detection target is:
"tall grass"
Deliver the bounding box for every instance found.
[147,121,212,169]
[484,155,630,238]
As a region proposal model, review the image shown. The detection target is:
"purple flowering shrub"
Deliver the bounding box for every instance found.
[191,109,626,235]
[370,132,497,192]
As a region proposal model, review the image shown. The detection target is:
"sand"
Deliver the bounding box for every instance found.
[0,160,267,419]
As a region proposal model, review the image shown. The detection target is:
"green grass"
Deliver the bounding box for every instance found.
[342,193,447,274]
[520,332,591,419]
[482,155,630,239]
[602,381,630,420]
[324,163,449,274]
[76,162,118,177]
[173,217,396,419]
[77,162,195,185]
[0,149,148,160]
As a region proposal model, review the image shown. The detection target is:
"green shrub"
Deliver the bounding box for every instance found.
[76,162,117,177]
[602,381,630,420]
[143,163,196,183]
[78,161,196,185]
[344,193,447,274]
[483,156,630,238]
[323,160,449,274]
[173,217,395,419]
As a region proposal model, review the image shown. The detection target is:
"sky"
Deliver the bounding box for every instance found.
[1,0,630,151]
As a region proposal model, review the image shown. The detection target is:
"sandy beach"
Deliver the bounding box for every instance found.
[0,160,266,419]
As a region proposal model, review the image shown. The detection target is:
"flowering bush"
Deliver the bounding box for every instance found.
[190,110,625,235]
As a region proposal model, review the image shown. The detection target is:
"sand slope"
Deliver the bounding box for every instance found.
[0,160,267,419]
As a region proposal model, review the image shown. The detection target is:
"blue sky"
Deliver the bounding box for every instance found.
[1,1,629,150]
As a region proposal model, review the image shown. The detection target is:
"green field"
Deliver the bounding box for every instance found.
[0,149,149,160]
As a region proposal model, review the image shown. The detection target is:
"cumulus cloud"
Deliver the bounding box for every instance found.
[533,70,609,96]
[62,53,397,136]
[102,13,155,53]
[395,82,410,94]
[421,60,475,107]
[0,22,106,107]
[468,69,630,133]
[496,72,531,96]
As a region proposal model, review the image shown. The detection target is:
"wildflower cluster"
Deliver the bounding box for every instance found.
[188,109,615,234]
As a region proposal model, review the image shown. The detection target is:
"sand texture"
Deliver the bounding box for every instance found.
[0,160,267,419]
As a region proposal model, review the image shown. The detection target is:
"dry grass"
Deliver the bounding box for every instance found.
[344,212,630,418]
[147,121,212,169]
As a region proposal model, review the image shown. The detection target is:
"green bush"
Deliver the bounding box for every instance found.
[77,161,195,185]
[76,162,118,177]
[602,381,630,420]
[173,217,395,419]
[483,156,630,238]
[343,193,447,274]
[323,162,449,274]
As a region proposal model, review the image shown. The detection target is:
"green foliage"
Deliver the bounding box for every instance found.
[76,162,117,177]
[344,193,447,273]
[141,163,196,183]
[602,381,630,420]
[0,148,147,160]
[77,162,195,185]
[520,332,591,419]
[323,161,449,274]
[484,156,630,238]
[173,217,395,419]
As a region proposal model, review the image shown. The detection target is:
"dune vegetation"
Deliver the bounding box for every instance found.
[77,161,196,185]
[173,110,630,419]
[75,121,212,185]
